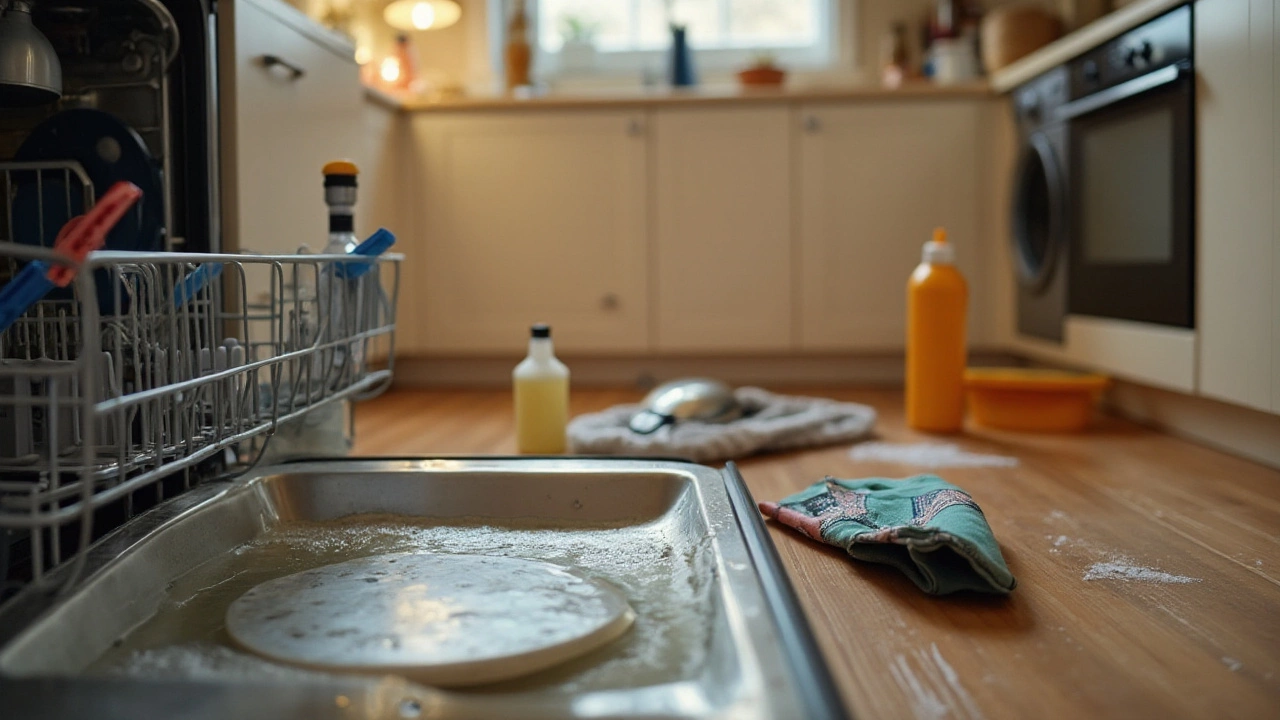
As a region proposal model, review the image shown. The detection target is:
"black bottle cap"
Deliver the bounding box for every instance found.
[530,324,550,338]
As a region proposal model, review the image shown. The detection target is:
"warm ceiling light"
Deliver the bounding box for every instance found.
[411,3,434,29]
[383,0,461,31]
[379,56,402,83]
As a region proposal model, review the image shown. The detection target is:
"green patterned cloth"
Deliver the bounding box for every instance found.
[759,475,1016,596]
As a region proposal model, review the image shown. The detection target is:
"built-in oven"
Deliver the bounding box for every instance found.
[1060,4,1193,328]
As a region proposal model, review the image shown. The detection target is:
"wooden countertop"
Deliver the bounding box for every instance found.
[366,82,994,113]
[353,387,1280,719]
[990,0,1188,93]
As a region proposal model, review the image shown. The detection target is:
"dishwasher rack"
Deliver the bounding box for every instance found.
[0,239,401,603]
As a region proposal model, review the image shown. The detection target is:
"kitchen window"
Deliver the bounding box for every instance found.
[505,0,842,79]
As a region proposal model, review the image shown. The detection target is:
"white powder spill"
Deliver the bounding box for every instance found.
[889,646,985,720]
[1054,535,1070,547]
[90,514,716,695]
[1256,560,1263,567]
[930,644,984,720]
[1223,657,1243,672]
[889,654,949,720]
[851,442,1019,469]
[1083,561,1201,584]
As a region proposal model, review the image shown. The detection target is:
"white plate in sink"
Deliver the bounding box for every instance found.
[225,552,635,687]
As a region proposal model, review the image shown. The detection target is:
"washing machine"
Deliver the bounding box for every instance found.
[1010,66,1069,343]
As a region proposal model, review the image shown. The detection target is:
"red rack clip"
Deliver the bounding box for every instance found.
[46,181,144,287]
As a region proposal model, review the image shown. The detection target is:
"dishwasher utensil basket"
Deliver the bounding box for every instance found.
[0,239,400,603]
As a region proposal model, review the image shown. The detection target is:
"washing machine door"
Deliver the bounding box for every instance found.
[1011,132,1065,293]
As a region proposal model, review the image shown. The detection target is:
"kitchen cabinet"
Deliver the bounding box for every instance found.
[653,107,793,352]
[410,111,649,353]
[797,102,984,350]
[1195,0,1278,413]
[218,0,364,256]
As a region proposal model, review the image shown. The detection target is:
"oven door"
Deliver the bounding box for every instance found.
[1062,63,1193,328]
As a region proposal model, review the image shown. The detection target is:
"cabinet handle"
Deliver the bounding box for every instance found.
[803,115,821,133]
[627,118,645,136]
[600,293,620,310]
[258,54,306,80]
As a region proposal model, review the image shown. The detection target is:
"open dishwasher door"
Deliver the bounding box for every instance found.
[0,457,846,720]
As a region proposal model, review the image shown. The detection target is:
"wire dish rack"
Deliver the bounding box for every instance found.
[0,234,400,604]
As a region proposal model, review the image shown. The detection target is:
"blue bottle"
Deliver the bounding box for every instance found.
[670,25,696,87]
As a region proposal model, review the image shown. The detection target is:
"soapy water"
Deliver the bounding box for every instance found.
[89,514,717,695]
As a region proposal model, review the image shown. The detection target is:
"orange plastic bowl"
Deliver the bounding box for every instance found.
[964,368,1109,432]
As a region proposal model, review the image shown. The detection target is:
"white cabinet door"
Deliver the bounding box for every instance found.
[219,0,364,256]
[797,102,983,350]
[411,110,649,354]
[653,107,792,352]
[1195,0,1276,413]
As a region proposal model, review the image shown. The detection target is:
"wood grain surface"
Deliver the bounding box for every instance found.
[353,387,1280,719]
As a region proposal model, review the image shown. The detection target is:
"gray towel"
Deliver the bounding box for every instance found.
[567,387,876,463]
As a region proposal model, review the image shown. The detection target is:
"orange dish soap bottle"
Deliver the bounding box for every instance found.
[906,227,969,432]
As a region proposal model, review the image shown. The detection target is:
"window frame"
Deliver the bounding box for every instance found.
[493,0,848,81]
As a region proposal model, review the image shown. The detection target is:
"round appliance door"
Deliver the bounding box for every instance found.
[1011,132,1064,293]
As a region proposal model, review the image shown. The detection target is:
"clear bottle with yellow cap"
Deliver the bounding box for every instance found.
[315,160,361,454]
[906,227,968,432]
[323,160,360,254]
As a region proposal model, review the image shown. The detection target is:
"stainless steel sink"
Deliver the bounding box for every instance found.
[0,458,845,719]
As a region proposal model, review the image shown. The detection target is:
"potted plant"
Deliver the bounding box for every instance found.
[559,15,599,72]
[737,52,786,87]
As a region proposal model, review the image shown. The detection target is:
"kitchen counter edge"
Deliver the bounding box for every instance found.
[364,82,995,113]
[990,0,1190,93]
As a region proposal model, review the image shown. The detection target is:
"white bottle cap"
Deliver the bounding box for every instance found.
[922,227,955,264]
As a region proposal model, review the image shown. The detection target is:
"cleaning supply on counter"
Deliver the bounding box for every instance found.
[760,475,1015,595]
[964,368,1109,432]
[568,387,876,463]
[504,0,532,91]
[906,227,968,433]
[514,323,569,454]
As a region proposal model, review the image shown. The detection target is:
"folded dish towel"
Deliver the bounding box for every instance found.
[759,475,1016,595]
[567,387,876,463]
